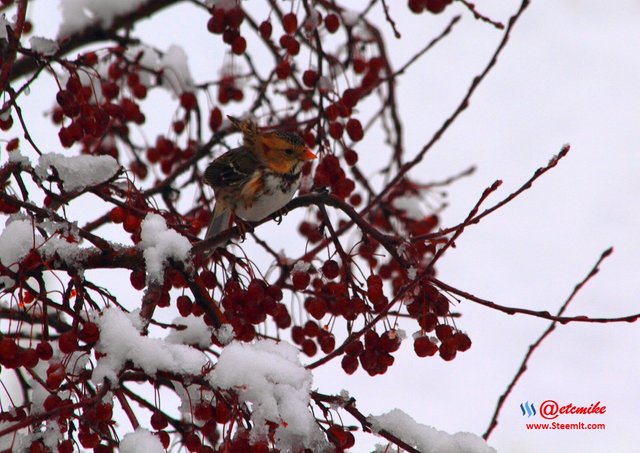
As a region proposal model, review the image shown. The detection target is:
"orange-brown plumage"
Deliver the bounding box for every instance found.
[203,116,316,240]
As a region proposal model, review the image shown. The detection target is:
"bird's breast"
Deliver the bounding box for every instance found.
[235,172,302,221]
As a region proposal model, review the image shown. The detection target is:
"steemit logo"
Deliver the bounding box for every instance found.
[520,401,537,417]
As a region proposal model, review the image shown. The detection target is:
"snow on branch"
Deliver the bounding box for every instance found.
[210,340,328,451]
[35,153,120,192]
[368,409,496,453]
[139,213,191,284]
[93,306,209,384]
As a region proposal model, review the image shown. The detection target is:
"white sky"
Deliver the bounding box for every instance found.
[1,1,639,452]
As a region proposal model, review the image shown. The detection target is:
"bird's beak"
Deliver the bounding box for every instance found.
[302,147,317,161]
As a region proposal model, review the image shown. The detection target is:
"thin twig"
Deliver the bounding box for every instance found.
[482,247,614,439]
[380,0,401,38]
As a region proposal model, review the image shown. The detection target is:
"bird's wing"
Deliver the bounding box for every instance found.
[203,146,261,188]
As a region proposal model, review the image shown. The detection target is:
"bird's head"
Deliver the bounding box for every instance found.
[228,115,316,173]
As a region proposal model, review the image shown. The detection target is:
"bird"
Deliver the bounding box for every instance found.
[203,116,316,242]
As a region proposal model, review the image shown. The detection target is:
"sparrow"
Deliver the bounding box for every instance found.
[203,116,316,240]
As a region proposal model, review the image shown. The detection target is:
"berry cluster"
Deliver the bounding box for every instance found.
[207,5,246,55]
[313,154,355,200]
[291,320,336,357]
[53,74,114,148]
[220,279,290,342]
[341,330,400,376]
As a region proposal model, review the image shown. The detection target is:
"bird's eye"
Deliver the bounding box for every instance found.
[284,149,294,156]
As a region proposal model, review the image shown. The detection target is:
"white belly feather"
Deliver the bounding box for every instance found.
[235,173,300,221]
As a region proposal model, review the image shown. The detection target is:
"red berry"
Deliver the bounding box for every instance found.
[413,336,438,357]
[341,354,359,374]
[301,339,317,357]
[380,331,401,352]
[291,326,305,345]
[194,403,215,421]
[207,8,226,34]
[180,92,197,111]
[344,339,364,356]
[275,60,291,79]
[259,20,272,39]
[55,90,74,108]
[0,338,18,360]
[325,14,340,33]
[102,82,119,99]
[130,269,146,290]
[0,115,13,130]
[132,83,147,99]
[36,342,53,360]
[108,63,123,80]
[346,118,364,141]
[435,324,454,341]
[151,412,168,430]
[177,295,193,317]
[322,260,340,279]
[200,270,217,289]
[231,35,247,55]
[342,88,360,108]
[453,332,472,352]
[302,69,318,87]
[226,7,244,29]
[318,334,335,353]
[21,348,39,368]
[58,331,78,354]
[123,214,141,233]
[78,322,100,344]
[209,107,223,131]
[408,0,426,14]
[439,339,458,361]
[303,320,320,337]
[279,34,300,55]
[267,285,283,301]
[43,394,62,412]
[325,103,339,121]
[282,13,298,34]
[344,149,358,166]
[328,122,344,140]
[426,0,452,14]
[292,272,310,290]
[304,297,327,320]
[109,206,125,223]
[184,433,202,451]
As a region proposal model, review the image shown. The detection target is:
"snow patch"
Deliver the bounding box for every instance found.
[166,315,213,348]
[139,214,192,284]
[210,340,328,451]
[369,409,496,453]
[92,306,208,384]
[29,36,59,55]
[58,0,149,38]
[120,428,165,453]
[35,153,119,192]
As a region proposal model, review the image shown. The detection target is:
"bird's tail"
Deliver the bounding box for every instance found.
[205,203,232,240]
